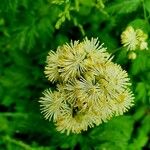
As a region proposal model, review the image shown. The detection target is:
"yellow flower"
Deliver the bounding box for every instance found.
[78,78,103,106]
[136,29,148,42]
[128,52,137,60]
[83,38,111,66]
[58,41,87,82]
[55,107,90,135]
[121,26,138,50]
[39,89,67,122]
[55,103,103,135]
[99,63,131,95]
[44,38,111,82]
[110,89,134,116]
[62,80,80,103]
[44,51,60,83]
[136,29,148,50]
[40,37,134,135]
[139,41,148,50]
[121,26,148,51]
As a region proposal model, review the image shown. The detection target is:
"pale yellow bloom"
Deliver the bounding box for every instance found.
[62,80,80,103]
[121,26,148,51]
[136,29,148,42]
[139,41,148,50]
[58,41,87,82]
[83,38,111,67]
[136,29,148,50]
[56,103,103,135]
[39,89,67,122]
[45,38,111,82]
[128,52,137,60]
[77,77,103,106]
[121,26,138,50]
[99,62,131,95]
[56,107,91,135]
[110,89,134,116]
[44,51,60,83]
[40,38,134,135]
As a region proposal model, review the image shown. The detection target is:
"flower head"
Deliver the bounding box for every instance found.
[44,38,111,82]
[58,41,87,81]
[140,41,148,50]
[121,26,148,51]
[44,51,60,82]
[39,89,66,122]
[110,89,134,116]
[121,26,138,50]
[40,38,134,135]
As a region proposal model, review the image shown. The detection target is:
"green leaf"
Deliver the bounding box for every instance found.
[107,0,141,15]
[89,116,134,150]
[144,0,150,13]
[135,82,147,102]
[130,51,148,75]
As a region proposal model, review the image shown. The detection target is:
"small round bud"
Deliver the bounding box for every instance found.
[128,52,137,60]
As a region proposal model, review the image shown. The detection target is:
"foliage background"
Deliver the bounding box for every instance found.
[0,0,150,149]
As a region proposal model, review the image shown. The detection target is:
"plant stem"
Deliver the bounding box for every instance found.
[3,136,32,150]
[142,0,149,24]
[0,112,28,118]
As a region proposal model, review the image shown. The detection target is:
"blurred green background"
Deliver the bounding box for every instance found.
[0,0,150,149]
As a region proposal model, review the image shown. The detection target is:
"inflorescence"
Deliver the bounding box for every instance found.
[121,26,148,59]
[39,38,134,135]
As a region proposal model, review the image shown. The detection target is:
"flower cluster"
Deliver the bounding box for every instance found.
[121,26,148,59]
[39,38,134,135]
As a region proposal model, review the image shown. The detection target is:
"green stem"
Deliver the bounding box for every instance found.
[73,18,85,36]
[3,136,32,150]
[142,0,149,24]
[112,46,123,54]
[0,112,28,118]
